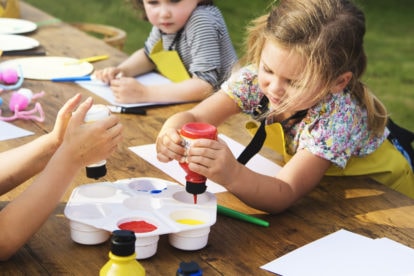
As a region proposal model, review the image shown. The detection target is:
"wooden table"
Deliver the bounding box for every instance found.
[2,2,414,275]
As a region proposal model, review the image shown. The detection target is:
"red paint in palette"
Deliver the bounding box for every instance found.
[119,220,157,233]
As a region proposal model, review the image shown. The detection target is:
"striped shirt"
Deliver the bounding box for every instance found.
[144,5,238,90]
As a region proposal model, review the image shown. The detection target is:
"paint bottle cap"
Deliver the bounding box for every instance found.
[86,160,107,179]
[180,122,217,140]
[111,230,136,257]
[185,181,207,195]
[176,261,203,276]
[101,229,146,276]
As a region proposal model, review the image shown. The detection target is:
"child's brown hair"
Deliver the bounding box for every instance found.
[130,0,214,21]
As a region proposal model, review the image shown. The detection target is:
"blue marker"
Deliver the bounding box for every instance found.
[51,75,94,82]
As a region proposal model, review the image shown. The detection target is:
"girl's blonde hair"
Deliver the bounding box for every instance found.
[243,0,387,135]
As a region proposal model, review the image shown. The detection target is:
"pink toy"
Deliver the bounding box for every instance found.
[9,88,37,111]
[0,88,45,122]
[0,68,18,84]
[0,65,24,91]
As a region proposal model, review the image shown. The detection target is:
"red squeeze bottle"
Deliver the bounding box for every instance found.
[179,122,218,204]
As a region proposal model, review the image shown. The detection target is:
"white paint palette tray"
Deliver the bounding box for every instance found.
[64,177,217,259]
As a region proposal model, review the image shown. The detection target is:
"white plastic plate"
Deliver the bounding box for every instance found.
[0,34,39,51]
[0,18,38,34]
[0,56,94,80]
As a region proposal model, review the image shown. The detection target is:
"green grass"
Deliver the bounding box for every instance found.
[25,0,414,131]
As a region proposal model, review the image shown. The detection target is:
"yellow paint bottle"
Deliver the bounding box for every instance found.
[100,230,145,276]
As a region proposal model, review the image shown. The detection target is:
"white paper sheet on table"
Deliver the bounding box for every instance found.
[129,134,282,193]
[0,121,34,141]
[261,229,414,276]
[77,72,174,107]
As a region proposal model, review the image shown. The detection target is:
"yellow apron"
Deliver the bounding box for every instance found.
[149,40,191,83]
[0,0,20,18]
[245,120,414,198]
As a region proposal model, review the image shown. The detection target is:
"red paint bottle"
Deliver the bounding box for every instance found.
[179,122,217,204]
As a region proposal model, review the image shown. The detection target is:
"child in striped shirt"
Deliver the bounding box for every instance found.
[95,0,237,104]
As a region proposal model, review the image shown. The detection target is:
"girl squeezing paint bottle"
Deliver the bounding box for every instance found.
[179,122,217,204]
[156,0,414,214]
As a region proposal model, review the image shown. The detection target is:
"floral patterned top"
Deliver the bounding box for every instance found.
[221,65,388,168]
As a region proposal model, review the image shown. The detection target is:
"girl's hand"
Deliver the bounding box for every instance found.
[110,77,147,104]
[156,128,186,163]
[61,97,123,167]
[94,67,122,84]
[186,137,241,187]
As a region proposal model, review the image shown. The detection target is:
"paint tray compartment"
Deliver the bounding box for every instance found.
[64,177,217,259]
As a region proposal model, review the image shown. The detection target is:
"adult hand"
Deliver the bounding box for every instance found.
[49,93,82,147]
[61,97,123,167]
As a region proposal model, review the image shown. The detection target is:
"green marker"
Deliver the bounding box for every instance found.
[36,18,62,27]
[217,204,270,227]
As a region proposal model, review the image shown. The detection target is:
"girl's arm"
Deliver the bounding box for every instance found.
[110,75,214,104]
[156,91,240,162]
[157,91,331,213]
[117,48,155,77]
[94,49,155,84]
[162,94,331,214]
[158,91,240,135]
[186,140,331,213]
[215,149,332,213]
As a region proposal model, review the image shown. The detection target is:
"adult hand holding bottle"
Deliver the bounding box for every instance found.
[0,94,123,260]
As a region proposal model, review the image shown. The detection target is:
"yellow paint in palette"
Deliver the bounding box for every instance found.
[176,218,204,225]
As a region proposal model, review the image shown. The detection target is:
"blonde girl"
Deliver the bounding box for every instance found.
[156,0,414,214]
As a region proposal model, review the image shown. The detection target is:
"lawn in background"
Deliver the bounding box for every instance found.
[24,0,414,131]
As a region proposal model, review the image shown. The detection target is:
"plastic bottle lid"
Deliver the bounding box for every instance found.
[176,261,202,276]
[180,122,217,140]
[111,230,136,256]
[85,163,107,179]
[185,181,207,195]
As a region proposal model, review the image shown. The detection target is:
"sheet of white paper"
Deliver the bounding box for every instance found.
[77,72,174,107]
[261,229,414,276]
[129,134,282,193]
[0,121,34,141]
